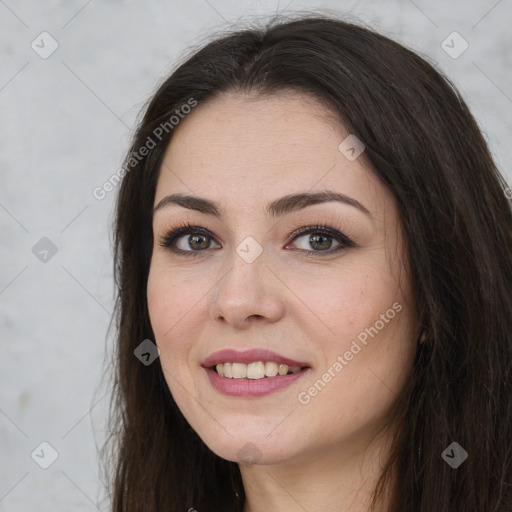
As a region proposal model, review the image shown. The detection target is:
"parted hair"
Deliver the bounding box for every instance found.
[101,13,512,512]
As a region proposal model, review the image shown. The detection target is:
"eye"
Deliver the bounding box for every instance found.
[157,221,354,258]
[157,221,220,257]
[286,224,354,256]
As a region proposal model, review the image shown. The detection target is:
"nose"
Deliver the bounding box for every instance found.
[209,251,286,329]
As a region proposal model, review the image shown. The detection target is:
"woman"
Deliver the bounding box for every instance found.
[102,13,512,512]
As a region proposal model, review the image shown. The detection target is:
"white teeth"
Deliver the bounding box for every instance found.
[247,361,265,379]
[223,362,232,378]
[231,362,247,378]
[214,361,303,379]
[264,361,279,377]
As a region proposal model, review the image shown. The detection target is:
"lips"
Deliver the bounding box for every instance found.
[202,348,311,369]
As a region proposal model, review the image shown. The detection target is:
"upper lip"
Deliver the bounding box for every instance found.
[202,349,311,368]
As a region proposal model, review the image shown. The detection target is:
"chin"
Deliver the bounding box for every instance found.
[197,425,301,466]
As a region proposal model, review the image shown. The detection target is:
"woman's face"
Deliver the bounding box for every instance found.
[147,91,419,465]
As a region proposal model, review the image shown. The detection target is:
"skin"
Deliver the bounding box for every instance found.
[147,91,420,512]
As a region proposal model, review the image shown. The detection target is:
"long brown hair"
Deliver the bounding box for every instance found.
[101,13,512,511]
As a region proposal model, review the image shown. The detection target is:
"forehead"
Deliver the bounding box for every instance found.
[155,91,394,220]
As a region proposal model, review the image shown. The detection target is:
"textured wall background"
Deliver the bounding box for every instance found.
[1,0,511,510]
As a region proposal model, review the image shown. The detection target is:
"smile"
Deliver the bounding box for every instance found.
[202,348,312,397]
[214,361,304,379]
[203,364,311,398]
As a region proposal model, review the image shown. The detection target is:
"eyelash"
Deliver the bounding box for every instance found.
[157,220,355,258]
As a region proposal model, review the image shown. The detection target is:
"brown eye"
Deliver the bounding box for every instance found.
[158,222,354,258]
[177,233,215,251]
[158,225,220,255]
[287,225,354,256]
[293,232,338,251]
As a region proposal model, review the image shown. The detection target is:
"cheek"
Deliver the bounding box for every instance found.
[147,273,172,337]
[147,262,198,340]
[317,278,414,414]
[293,255,414,401]
[295,261,400,340]
[146,265,198,400]
[146,260,212,388]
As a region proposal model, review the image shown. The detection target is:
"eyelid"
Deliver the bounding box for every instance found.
[157,221,355,257]
[286,223,355,249]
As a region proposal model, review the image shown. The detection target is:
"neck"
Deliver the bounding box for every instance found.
[240,428,396,512]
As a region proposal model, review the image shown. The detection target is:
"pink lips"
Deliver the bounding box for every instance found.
[201,348,312,398]
[202,348,310,369]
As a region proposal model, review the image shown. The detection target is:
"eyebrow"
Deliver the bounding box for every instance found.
[153,190,372,219]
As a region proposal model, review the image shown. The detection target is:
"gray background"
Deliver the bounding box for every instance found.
[1,0,511,510]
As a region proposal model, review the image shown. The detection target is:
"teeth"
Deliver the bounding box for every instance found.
[231,362,247,379]
[223,362,233,378]
[247,361,265,379]
[278,364,288,375]
[264,361,279,377]
[214,361,303,379]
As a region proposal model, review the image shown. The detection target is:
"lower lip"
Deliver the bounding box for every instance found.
[203,366,311,397]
